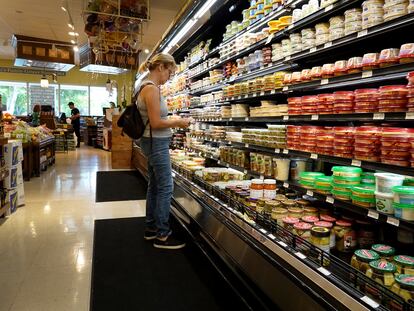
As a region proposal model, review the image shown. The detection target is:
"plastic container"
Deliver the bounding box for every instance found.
[332,166,362,177]
[393,186,414,204]
[399,43,414,63]
[375,191,394,214]
[347,57,363,73]
[332,189,352,201]
[379,48,401,67]
[365,260,396,291]
[394,255,414,275]
[275,158,291,181]
[394,202,414,221]
[351,249,380,274]
[375,173,405,193]
[371,244,396,261]
[391,274,414,303]
[362,53,380,70]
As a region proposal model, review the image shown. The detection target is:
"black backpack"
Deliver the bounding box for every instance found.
[117,83,151,140]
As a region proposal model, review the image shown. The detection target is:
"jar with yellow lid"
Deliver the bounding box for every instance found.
[256,198,267,214]
[304,206,319,217]
[271,207,288,225]
[283,199,298,209]
[288,207,304,218]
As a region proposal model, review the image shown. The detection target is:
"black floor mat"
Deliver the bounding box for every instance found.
[90,217,251,311]
[95,171,147,202]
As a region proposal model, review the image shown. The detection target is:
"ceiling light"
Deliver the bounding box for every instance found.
[168,18,198,48]
[73,45,79,52]
[194,0,218,19]
[68,23,74,29]
[27,60,32,63]
[61,6,67,11]
[144,48,150,54]
[68,32,79,36]
[40,75,49,88]
[70,40,76,44]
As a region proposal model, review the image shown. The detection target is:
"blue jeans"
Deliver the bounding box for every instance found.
[139,137,173,238]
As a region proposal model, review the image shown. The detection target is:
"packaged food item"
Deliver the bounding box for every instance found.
[375,173,405,193]
[301,215,319,225]
[375,191,395,214]
[393,186,414,205]
[321,63,335,78]
[334,220,356,252]
[282,216,300,234]
[351,249,380,274]
[250,179,264,198]
[332,189,352,201]
[362,53,380,70]
[275,158,291,181]
[399,43,414,63]
[379,48,401,67]
[394,255,414,275]
[332,166,362,177]
[271,207,289,225]
[394,202,414,221]
[263,179,277,199]
[293,222,313,241]
[365,260,396,293]
[347,57,363,73]
[315,221,335,249]
[334,60,348,76]
[371,244,396,261]
[311,226,331,253]
[391,274,414,303]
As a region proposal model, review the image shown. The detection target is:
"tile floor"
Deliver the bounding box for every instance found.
[0,147,146,311]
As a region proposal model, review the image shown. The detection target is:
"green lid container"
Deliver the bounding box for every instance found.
[299,172,325,182]
[332,189,352,198]
[351,195,376,203]
[392,186,414,195]
[315,184,332,191]
[371,244,395,257]
[395,274,414,289]
[315,176,333,184]
[369,260,396,273]
[361,172,376,184]
[403,178,414,186]
[332,166,363,176]
[354,249,380,262]
[393,202,414,209]
[332,182,354,191]
[352,185,375,195]
[333,175,362,182]
[394,255,414,267]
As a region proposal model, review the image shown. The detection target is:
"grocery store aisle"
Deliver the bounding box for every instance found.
[0,147,146,311]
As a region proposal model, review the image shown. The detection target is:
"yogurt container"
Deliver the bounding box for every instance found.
[394,202,414,221]
[275,158,291,181]
[375,173,405,193]
[393,186,414,205]
[375,191,394,214]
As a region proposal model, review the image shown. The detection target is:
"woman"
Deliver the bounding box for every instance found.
[138,53,192,250]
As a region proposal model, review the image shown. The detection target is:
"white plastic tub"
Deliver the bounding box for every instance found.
[375,191,394,214]
[375,173,405,193]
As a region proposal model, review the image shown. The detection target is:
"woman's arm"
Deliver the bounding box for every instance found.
[141,85,190,129]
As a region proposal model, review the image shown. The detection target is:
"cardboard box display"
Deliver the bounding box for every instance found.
[17,183,25,207]
[4,164,23,189]
[7,189,18,213]
[3,140,23,166]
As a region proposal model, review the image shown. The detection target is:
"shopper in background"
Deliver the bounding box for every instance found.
[109,101,116,109]
[138,53,192,250]
[32,104,41,126]
[68,102,81,148]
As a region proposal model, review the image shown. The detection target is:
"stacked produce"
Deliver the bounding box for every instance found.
[3,120,54,143]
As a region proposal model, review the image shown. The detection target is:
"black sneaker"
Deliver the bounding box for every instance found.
[144,230,157,241]
[153,235,186,250]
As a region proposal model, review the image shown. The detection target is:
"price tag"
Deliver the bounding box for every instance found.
[362,70,373,78]
[283,149,289,154]
[244,94,248,98]
[387,217,400,227]
[311,115,319,120]
[267,63,273,67]
[277,241,288,247]
[283,86,289,91]
[245,117,249,121]
[406,112,414,119]
[16,134,24,139]
[268,234,276,240]
[245,143,249,148]
[231,97,235,100]
[295,252,307,259]
[229,118,233,121]
[373,113,385,120]
[260,91,265,96]
[275,148,281,153]
[285,56,291,61]
[361,296,380,309]
[260,175,265,180]
[326,196,335,204]
[310,153,318,159]
[172,172,176,178]
[244,169,248,174]
[259,228,267,234]
[238,96,241,99]
[283,115,289,121]
[288,24,294,30]
[270,90,276,94]
[368,210,379,220]
[214,197,220,201]
[253,93,258,97]
[321,79,329,85]
[357,30,368,38]
[229,76,235,82]
[226,163,230,168]
[351,159,362,167]
[4,133,11,138]
[283,182,289,188]
[265,34,274,45]
[306,190,314,197]
[218,160,221,164]
[318,267,331,276]
[324,42,333,48]
[325,4,334,11]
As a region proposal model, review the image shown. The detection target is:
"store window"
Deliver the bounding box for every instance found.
[60,85,89,116]
[90,86,118,116]
[28,83,58,114]
[0,81,28,115]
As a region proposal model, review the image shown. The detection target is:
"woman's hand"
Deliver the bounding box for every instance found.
[175,117,193,128]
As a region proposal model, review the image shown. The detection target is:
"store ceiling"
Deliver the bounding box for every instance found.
[0,0,187,62]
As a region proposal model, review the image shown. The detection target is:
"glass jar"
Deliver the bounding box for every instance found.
[282,217,300,233]
[265,200,282,216]
[288,207,304,218]
[314,221,335,250]
[293,222,313,241]
[334,220,357,253]
[271,207,288,225]
[351,249,380,274]
[303,206,319,217]
[250,179,264,199]
[283,199,298,210]
[371,244,395,261]
[356,220,377,249]
[365,260,396,300]
[391,274,414,303]
[256,198,266,214]
[311,227,331,253]
[263,179,277,200]
[301,215,319,225]
[394,255,414,276]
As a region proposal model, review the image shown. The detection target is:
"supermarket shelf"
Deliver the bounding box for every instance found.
[195,112,414,123]
[290,13,414,63]
[167,89,190,97]
[187,47,220,70]
[190,83,226,96]
[224,62,295,84]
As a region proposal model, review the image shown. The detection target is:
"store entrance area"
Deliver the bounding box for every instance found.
[0,147,145,311]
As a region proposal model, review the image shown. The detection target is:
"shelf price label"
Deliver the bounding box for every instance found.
[387,217,400,227]
[259,228,267,234]
[310,47,317,53]
[16,134,24,139]
[260,175,265,180]
[283,86,289,91]
[283,149,289,154]
[357,30,368,38]
[373,113,385,120]
[260,91,265,96]
[406,112,414,120]
[310,153,318,159]
[245,143,249,148]
[283,115,289,121]
[229,76,235,82]
[277,241,288,247]
[268,234,276,240]
[229,118,233,121]
[244,169,248,174]
[368,210,379,220]
[295,252,307,260]
[306,190,314,197]
[217,160,221,164]
[4,133,11,138]
[311,115,319,120]
[324,42,333,48]
[283,182,289,188]
[270,90,276,94]
[285,56,292,61]
[318,267,331,276]
[351,159,362,167]
[362,70,373,78]
[325,4,334,11]
[326,196,335,204]
[226,163,230,168]
[361,296,380,309]
[245,117,249,121]
[253,93,258,97]
[321,79,329,85]
[265,34,274,45]
[275,148,281,153]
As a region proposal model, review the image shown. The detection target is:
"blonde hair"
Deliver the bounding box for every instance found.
[139,53,177,73]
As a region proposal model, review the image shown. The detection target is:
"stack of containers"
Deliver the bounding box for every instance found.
[300,126,323,153]
[383,0,409,22]
[392,186,414,221]
[354,88,379,113]
[331,166,362,201]
[288,97,302,115]
[407,72,414,112]
[302,96,318,115]
[351,185,376,208]
[380,127,414,167]
[315,176,333,194]
[333,127,355,158]
[329,16,345,41]
[274,71,285,89]
[375,173,405,215]
[3,140,25,213]
[316,127,334,155]
[299,172,325,189]
[318,94,335,114]
[290,33,302,54]
[268,125,287,149]
[315,23,329,46]
[344,8,363,35]
[354,126,382,162]
[361,0,384,29]
[287,125,302,149]
[334,91,355,114]
[378,85,408,112]
[301,28,316,50]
